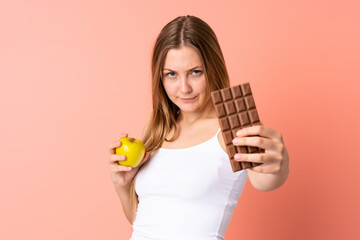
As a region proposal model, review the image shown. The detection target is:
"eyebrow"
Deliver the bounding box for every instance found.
[163,66,203,72]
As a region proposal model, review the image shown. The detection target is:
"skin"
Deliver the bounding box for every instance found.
[162,45,215,124]
[161,45,289,191]
[108,44,289,195]
[108,133,150,190]
[233,125,289,191]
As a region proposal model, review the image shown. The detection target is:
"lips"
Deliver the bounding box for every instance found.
[180,96,197,100]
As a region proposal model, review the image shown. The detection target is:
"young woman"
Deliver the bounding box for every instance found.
[108,15,289,240]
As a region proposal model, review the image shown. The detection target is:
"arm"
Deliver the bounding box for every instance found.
[115,185,134,224]
[108,132,136,224]
[108,125,150,225]
[232,125,290,191]
[117,123,149,224]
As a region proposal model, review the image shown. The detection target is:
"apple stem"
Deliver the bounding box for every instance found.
[129,138,135,143]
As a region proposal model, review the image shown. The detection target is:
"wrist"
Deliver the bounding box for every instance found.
[115,184,131,194]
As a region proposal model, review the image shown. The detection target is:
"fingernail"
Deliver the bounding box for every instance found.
[236,130,244,136]
[234,154,241,160]
[233,138,240,144]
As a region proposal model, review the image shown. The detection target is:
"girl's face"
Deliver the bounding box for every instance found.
[162,45,207,113]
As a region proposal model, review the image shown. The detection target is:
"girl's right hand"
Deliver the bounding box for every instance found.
[108,133,150,190]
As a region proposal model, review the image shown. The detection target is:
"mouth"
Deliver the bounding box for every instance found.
[179,96,197,101]
[180,96,197,100]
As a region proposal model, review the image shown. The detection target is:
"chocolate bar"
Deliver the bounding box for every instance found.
[211,83,264,172]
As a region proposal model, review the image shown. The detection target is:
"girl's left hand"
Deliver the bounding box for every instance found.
[232,125,289,174]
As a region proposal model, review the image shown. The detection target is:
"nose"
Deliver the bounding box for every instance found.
[180,76,192,94]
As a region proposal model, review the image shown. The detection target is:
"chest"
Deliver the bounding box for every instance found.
[161,122,226,151]
[135,138,242,203]
[136,148,220,200]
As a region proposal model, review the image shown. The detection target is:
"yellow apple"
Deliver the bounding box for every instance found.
[115,137,145,167]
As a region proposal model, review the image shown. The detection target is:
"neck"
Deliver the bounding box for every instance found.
[178,100,217,125]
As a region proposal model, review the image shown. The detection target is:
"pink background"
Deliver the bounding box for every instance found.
[1,0,359,239]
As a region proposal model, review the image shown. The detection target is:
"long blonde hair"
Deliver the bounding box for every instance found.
[129,15,231,221]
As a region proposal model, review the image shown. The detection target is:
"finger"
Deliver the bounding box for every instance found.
[232,136,277,151]
[108,141,122,154]
[234,151,281,164]
[234,153,268,163]
[109,133,128,153]
[111,164,133,172]
[117,133,128,141]
[249,162,282,174]
[108,133,128,154]
[109,154,127,164]
[236,125,282,140]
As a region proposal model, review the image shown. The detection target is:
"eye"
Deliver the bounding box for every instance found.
[166,72,176,77]
[192,70,202,75]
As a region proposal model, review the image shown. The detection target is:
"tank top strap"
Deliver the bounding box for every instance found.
[210,128,222,146]
[210,128,228,157]
[216,127,221,136]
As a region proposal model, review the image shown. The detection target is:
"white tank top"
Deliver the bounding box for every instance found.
[130,128,248,240]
